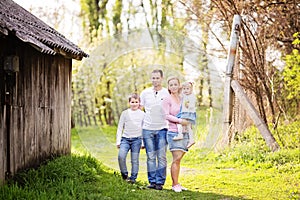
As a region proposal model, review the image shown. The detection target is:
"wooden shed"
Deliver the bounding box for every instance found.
[0,0,88,184]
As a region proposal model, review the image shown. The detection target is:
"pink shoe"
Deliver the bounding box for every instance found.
[179,184,188,191]
[172,184,182,192]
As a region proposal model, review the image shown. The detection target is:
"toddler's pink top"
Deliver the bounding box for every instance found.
[162,95,183,132]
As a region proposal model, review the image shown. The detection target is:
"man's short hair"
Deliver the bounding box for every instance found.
[152,69,163,77]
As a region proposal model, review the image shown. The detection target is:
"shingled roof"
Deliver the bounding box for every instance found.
[0,0,88,60]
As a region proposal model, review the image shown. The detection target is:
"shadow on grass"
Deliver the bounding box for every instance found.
[73,126,247,200]
[0,153,246,200]
[97,167,248,200]
[124,184,248,200]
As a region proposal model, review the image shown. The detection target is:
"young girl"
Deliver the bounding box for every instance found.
[173,81,196,148]
[116,93,145,184]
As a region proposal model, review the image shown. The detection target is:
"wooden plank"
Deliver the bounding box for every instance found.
[58,58,63,154]
[0,61,6,184]
[222,76,233,144]
[66,59,72,153]
[17,60,25,171]
[24,53,37,170]
[33,53,39,164]
[11,72,23,173]
[222,15,242,145]
[44,56,52,157]
[11,106,24,173]
[231,80,280,151]
[50,57,59,155]
[38,55,47,160]
[0,105,7,184]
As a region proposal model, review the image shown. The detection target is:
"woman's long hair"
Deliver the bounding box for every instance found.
[167,76,181,94]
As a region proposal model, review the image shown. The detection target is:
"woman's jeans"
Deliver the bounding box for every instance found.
[142,128,167,185]
[118,137,142,181]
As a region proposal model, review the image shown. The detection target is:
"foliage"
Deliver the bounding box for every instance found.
[80,0,108,41]
[274,120,300,149]
[211,122,300,169]
[201,0,300,128]
[74,0,300,151]
[74,0,219,128]
[283,33,300,110]
[112,0,122,33]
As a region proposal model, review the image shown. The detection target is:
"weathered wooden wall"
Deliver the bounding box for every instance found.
[0,35,72,184]
[0,54,7,184]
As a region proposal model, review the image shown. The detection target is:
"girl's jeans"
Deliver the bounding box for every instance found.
[118,137,142,181]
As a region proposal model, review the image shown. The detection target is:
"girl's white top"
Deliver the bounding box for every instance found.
[116,108,145,145]
[181,93,196,113]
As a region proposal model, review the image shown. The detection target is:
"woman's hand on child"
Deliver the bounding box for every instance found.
[181,119,190,126]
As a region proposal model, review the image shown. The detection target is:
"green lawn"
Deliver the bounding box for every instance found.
[0,125,299,200]
[74,126,300,200]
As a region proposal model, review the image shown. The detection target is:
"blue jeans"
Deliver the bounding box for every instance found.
[142,128,167,185]
[118,137,142,181]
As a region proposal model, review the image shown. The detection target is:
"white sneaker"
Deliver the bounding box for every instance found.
[172,184,182,192]
[179,184,188,191]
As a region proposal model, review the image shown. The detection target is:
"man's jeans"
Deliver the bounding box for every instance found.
[118,137,142,181]
[142,128,167,185]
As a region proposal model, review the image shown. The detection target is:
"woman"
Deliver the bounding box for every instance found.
[162,76,190,192]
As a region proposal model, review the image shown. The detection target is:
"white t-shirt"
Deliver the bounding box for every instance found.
[140,87,169,130]
[181,93,196,113]
[116,109,145,146]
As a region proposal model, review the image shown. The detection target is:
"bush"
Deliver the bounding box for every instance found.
[273,120,300,149]
[212,123,300,170]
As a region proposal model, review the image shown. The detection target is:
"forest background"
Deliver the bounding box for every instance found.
[15,0,299,164]
[2,0,299,199]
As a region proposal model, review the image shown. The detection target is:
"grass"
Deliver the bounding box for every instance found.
[0,123,299,199]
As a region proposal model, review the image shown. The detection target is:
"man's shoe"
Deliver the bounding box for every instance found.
[147,184,156,189]
[126,178,136,184]
[121,173,128,180]
[155,184,163,190]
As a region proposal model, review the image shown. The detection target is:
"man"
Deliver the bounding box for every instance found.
[140,69,169,190]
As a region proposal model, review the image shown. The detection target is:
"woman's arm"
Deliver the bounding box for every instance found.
[162,97,190,126]
[162,97,182,123]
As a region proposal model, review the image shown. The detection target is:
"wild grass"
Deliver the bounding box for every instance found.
[0,122,299,200]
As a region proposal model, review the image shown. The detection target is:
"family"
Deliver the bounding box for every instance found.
[115,69,197,192]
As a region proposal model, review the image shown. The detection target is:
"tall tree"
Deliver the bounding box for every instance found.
[208,0,299,148]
